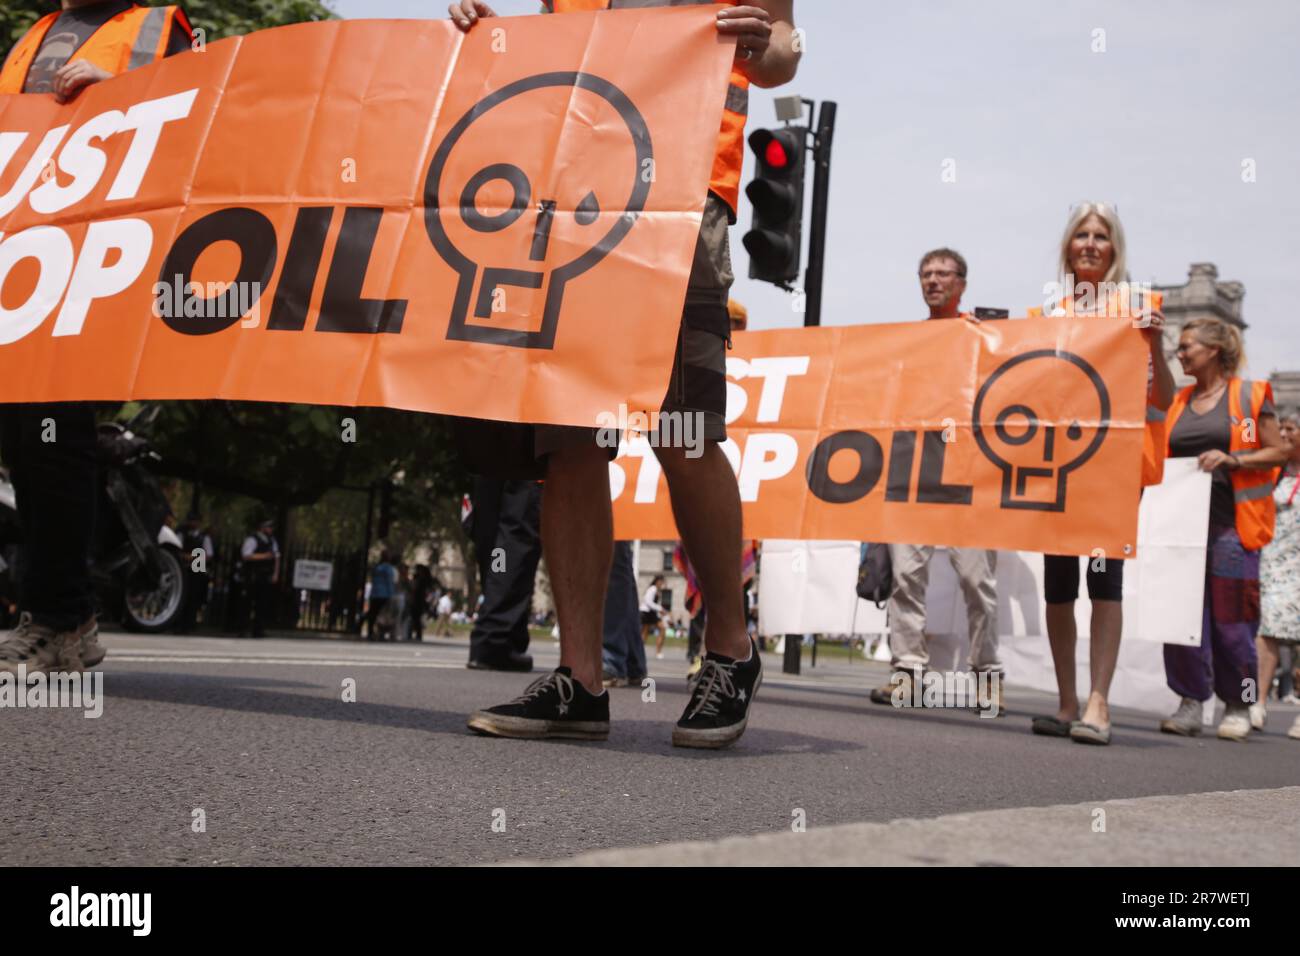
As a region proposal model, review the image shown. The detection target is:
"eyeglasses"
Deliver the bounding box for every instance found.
[919,269,962,280]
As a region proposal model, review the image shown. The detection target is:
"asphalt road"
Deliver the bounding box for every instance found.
[3,631,1297,866]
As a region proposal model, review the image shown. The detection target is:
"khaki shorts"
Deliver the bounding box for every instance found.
[535,194,734,458]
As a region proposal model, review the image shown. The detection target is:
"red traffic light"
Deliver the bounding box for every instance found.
[765,139,790,169]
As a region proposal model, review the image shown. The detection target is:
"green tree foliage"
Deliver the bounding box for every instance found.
[2,0,334,51]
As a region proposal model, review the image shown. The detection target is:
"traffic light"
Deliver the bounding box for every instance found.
[742,126,807,285]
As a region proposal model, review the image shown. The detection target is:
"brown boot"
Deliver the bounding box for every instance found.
[869,669,918,706]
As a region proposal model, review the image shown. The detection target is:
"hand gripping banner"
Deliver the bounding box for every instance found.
[610,317,1150,558]
[0,10,732,425]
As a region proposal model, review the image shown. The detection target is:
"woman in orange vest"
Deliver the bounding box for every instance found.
[1028,202,1176,746]
[1158,318,1290,741]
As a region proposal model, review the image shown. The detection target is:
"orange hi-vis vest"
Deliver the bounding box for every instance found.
[1028,287,1168,487]
[0,4,194,95]
[1166,378,1278,551]
[544,0,749,215]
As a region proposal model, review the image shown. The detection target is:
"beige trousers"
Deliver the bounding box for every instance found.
[887,544,1001,673]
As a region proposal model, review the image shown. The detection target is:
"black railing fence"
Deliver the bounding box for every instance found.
[200,535,368,635]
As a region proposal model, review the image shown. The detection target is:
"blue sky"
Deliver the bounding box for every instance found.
[331,0,1300,378]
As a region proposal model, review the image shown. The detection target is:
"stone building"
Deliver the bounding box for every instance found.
[1154,262,1246,386]
[1270,371,1300,416]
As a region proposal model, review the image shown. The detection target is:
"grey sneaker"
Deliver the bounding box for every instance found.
[1159,696,1204,737]
[1217,705,1251,742]
[0,613,84,675]
[77,617,105,668]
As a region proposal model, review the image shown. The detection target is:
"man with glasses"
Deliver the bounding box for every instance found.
[868,248,1005,714]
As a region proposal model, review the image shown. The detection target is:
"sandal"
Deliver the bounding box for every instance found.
[1031,715,1072,737]
[1069,720,1112,746]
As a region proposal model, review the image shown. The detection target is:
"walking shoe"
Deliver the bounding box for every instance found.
[0,613,83,675]
[1289,715,1300,741]
[1158,696,1204,736]
[1217,705,1251,742]
[467,667,609,740]
[466,651,534,673]
[869,669,916,706]
[601,669,629,689]
[672,639,762,750]
[1248,702,1267,731]
[75,617,105,669]
[976,674,1006,718]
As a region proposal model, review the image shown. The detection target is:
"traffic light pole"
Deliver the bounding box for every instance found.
[802,100,836,330]
[782,99,837,676]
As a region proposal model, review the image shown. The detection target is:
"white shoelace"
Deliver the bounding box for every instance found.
[512,670,575,708]
[685,659,737,719]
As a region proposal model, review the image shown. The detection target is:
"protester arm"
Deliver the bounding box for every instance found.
[720,2,800,89]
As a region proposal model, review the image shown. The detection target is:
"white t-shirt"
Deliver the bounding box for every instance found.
[436,594,453,615]
[640,585,664,614]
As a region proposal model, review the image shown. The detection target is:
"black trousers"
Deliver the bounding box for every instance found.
[0,404,97,631]
[469,478,541,662]
[240,573,273,636]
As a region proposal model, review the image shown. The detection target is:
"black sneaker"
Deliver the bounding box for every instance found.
[672,639,762,749]
[467,667,610,740]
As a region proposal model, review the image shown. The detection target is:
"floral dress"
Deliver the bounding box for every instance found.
[1260,470,1300,641]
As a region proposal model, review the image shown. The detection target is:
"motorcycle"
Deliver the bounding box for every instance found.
[0,404,189,633]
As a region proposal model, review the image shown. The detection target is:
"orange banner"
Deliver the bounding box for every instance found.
[611,318,1149,557]
[0,12,732,424]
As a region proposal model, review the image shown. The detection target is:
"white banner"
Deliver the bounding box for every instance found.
[757,459,1212,714]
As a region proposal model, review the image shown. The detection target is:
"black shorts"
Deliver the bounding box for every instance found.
[640,610,660,627]
[1043,554,1125,604]
[534,193,734,460]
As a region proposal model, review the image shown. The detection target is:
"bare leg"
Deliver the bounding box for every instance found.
[654,444,748,660]
[1257,635,1280,702]
[542,443,612,694]
[655,624,666,656]
[1045,602,1080,722]
[1083,599,1122,727]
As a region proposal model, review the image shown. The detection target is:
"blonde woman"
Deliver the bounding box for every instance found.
[1159,319,1289,740]
[1028,202,1176,746]
[1254,413,1300,737]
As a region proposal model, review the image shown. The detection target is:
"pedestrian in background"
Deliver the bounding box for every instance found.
[366,550,397,642]
[1160,318,1290,741]
[641,575,668,659]
[410,564,433,642]
[601,541,648,688]
[466,478,540,672]
[1028,202,1176,746]
[870,248,1004,716]
[239,517,280,639]
[1251,412,1300,738]
[435,590,454,637]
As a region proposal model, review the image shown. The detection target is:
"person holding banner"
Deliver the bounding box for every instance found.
[1027,202,1176,745]
[1159,319,1290,741]
[1254,412,1300,738]
[453,0,800,748]
[870,249,1004,714]
[0,0,194,677]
